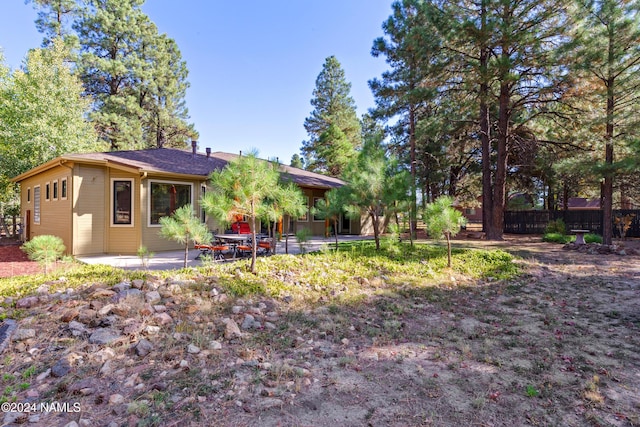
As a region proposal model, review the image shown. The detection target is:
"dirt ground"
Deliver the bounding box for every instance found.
[1,235,639,426]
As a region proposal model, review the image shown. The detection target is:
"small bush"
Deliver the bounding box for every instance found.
[545,219,566,235]
[542,233,571,244]
[295,228,312,254]
[584,233,602,244]
[21,235,66,274]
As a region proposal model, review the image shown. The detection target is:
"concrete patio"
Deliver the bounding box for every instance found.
[76,235,371,271]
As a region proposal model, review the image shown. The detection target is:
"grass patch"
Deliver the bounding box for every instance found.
[1,241,519,306]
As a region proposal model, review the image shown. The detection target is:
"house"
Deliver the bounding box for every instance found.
[11,145,369,256]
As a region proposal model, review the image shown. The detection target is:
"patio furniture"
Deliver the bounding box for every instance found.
[215,234,252,258]
[195,243,229,261]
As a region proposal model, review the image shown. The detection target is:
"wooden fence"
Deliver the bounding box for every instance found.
[503,209,640,238]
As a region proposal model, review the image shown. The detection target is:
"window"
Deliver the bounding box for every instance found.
[299,197,309,221]
[201,185,206,223]
[27,188,31,203]
[149,181,192,225]
[53,180,58,200]
[45,182,50,201]
[61,178,67,199]
[313,197,324,222]
[112,179,133,226]
[33,186,41,224]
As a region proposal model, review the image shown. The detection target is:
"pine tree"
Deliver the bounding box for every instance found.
[570,0,640,245]
[73,0,195,150]
[26,0,79,48]
[302,56,361,177]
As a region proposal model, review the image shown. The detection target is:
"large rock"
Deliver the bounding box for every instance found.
[135,339,154,357]
[89,328,121,345]
[16,296,39,309]
[222,318,242,340]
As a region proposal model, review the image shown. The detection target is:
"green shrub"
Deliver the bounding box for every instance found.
[21,235,66,273]
[544,219,566,235]
[584,233,602,244]
[542,233,571,244]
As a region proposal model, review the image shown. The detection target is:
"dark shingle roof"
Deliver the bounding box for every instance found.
[68,148,344,189]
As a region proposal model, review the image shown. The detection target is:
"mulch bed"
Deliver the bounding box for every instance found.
[0,241,42,278]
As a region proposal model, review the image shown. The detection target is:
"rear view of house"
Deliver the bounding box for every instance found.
[12,147,366,256]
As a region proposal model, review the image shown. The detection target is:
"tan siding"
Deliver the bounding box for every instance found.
[73,165,105,255]
[141,177,205,252]
[107,171,140,254]
[19,165,73,254]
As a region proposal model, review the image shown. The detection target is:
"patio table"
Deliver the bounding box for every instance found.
[214,234,252,258]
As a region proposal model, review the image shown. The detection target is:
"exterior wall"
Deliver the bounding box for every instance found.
[140,176,207,252]
[106,170,141,254]
[73,164,106,255]
[20,164,73,254]
[291,188,330,236]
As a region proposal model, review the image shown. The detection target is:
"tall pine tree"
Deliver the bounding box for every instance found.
[302,56,361,177]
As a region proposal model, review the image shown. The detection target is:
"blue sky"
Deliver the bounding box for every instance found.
[0,0,393,165]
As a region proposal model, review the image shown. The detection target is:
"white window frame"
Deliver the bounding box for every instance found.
[27,187,31,204]
[110,178,135,227]
[45,181,50,201]
[52,179,59,201]
[33,185,41,224]
[147,180,193,228]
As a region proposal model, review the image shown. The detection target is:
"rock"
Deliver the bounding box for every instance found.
[179,359,189,369]
[135,339,154,357]
[145,291,161,304]
[109,394,124,405]
[264,322,276,330]
[90,288,116,299]
[68,321,88,337]
[132,279,145,289]
[153,312,173,325]
[3,411,29,425]
[64,421,79,427]
[51,358,72,377]
[222,318,242,339]
[231,305,244,314]
[113,288,142,302]
[187,344,200,354]
[94,347,116,362]
[16,296,39,309]
[78,309,97,324]
[89,328,121,345]
[139,304,154,316]
[241,314,256,330]
[153,305,167,313]
[98,304,115,316]
[61,309,80,322]
[209,340,223,350]
[145,325,160,335]
[69,378,97,395]
[112,282,131,293]
[36,368,50,381]
[11,328,36,341]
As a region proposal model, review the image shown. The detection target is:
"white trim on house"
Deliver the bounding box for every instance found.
[110,178,135,228]
[147,179,194,228]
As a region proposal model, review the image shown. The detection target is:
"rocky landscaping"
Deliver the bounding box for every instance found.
[0,237,639,426]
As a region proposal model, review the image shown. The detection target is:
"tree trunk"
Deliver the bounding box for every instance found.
[479,0,492,237]
[446,232,452,268]
[409,104,418,240]
[603,30,615,246]
[371,211,380,250]
[486,80,510,241]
